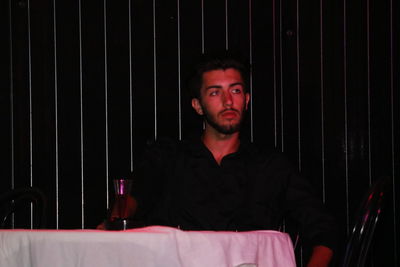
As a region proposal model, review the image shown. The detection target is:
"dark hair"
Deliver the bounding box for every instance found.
[188,52,249,99]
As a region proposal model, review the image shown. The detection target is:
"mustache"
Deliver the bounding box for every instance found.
[219,108,240,115]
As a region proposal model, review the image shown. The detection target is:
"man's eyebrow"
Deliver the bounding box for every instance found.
[205,85,222,90]
[205,82,244,91]
[229,82,244,88]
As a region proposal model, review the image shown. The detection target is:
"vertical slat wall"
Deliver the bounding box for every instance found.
[1,0,398,265]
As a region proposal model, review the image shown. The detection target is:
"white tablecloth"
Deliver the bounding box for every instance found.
[0,226,296,267]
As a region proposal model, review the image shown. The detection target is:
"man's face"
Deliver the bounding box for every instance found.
[191,68,250,135]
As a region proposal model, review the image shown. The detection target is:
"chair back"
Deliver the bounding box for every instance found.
[0,187,47,229]
[341,176,391,267]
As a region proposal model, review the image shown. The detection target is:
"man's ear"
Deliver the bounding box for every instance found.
[191,98,204,115]
[245,92,250,110]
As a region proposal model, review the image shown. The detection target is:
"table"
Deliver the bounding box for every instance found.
[0,226,296,267]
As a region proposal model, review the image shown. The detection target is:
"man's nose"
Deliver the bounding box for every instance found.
[223,92,233,106]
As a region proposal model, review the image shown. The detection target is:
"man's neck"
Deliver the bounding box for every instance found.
[201,127,241,165]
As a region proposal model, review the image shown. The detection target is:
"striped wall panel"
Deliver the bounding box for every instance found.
[1,0,398,265]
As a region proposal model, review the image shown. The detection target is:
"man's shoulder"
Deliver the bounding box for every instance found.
[241,141,295,169]
[242,140,281,159]
[145,137,180,154]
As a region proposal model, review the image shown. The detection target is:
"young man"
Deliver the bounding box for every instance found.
[131,55,335,266]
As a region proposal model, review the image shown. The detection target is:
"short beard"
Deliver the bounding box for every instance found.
[202,107,245,135]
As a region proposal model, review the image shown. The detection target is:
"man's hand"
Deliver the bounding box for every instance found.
[96,195,138,230]
[96,221,106,230]
[307,245,333,267]
[110,195,137,220]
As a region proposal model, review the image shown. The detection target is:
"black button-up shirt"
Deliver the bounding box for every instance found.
[132,137,336,250]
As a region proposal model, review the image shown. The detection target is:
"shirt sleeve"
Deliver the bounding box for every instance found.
[131,138,178,225]
[273,153,337,251]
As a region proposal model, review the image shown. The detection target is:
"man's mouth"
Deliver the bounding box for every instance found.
[220,109,239,118]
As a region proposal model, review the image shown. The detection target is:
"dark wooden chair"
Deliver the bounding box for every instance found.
[0,187,47,229]
[341,176,391,267]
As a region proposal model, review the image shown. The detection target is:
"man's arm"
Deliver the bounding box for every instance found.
[307,245,333,267]
[271,152,336,265]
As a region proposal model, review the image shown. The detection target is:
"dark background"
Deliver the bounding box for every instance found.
[1,0,398,266]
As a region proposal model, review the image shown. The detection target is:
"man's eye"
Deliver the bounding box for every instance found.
[232,88,242,94]
[210,91,219,96]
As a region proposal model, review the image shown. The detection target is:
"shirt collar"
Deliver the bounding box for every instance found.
[183,134,252,159]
